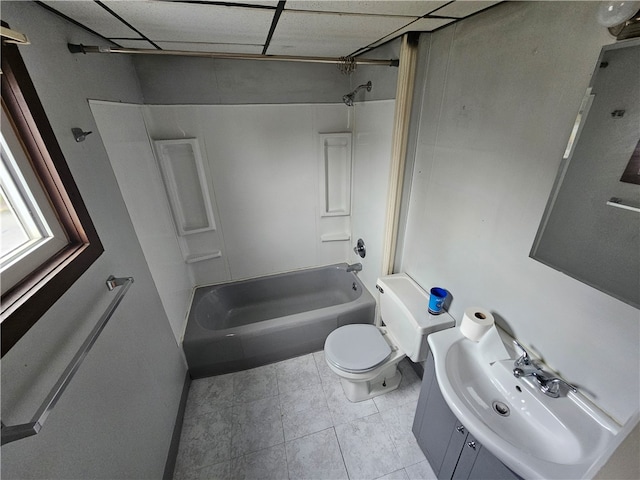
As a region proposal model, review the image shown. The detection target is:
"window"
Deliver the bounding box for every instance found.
[1,105,68,293]
[1,34,103,356]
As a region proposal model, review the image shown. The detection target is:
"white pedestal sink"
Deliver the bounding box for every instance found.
[427,326,628,479]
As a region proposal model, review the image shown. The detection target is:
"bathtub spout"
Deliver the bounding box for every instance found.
[346,263,363,273]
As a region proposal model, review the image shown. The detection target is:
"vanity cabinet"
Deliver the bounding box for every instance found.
[413,352,522,480]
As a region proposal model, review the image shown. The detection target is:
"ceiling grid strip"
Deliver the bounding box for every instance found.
[94,0,162,50]
[262,0,286,55]
[161,0,277,10]
[33,1,122,48]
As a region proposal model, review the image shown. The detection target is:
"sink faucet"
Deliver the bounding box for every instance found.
[512,340,577,398]
[346,263,362,273]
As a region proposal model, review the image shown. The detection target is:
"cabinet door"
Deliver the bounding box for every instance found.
[440,423,470,480]
[415,352,461,477]
[413,354,523,480]
[413,350,436,437]
[452,433,480,479]
[467,445,523,480]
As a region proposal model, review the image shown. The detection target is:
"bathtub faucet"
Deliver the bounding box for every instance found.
[346,263,363,273]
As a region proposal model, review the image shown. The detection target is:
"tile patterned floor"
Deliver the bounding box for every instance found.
[173,351,438,480]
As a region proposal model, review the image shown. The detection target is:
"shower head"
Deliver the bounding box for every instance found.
[342,93,355,106]
[342,81,372,106]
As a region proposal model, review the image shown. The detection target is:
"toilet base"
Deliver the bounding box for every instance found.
[339,363,402,403]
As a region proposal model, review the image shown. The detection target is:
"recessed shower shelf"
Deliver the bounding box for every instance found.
[320,233,351,242]
[319,133,352,217]
[153,138,216,236]
[185,251,222,264]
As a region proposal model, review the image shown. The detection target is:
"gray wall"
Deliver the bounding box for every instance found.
[401,0,639,436]
[351,38,401,101]
[135,54,351,104]
[133,40,399,105]
[0,3,187,479]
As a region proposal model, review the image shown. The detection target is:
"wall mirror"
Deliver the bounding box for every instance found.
[531,38,640,309]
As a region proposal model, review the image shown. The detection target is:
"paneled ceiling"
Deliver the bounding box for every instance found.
[37,0,502,58]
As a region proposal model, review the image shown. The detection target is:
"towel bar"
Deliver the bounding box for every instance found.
[1,275,134,446]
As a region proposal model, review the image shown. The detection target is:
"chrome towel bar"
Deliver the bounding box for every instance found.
[1,275,134,446]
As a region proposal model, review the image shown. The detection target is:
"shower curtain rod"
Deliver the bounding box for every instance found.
[67,43,399,67]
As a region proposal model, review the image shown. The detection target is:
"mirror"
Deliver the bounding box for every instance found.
[531,38,640,309]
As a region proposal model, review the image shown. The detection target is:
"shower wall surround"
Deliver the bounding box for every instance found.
[143,103,353,281]
[93,100,396,341]
[90,102,195,343]
[350,100,396,294]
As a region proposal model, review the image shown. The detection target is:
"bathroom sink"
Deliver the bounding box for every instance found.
[427,327,623,479]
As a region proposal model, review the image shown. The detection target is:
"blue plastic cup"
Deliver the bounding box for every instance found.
[428,287,447,315]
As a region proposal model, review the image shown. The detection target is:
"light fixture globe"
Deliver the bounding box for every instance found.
[596,1,640,27]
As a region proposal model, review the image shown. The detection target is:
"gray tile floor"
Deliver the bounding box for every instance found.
[173,351,438,480]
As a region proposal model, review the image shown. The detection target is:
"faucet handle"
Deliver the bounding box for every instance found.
[513,339,527,353]
[513,340,532,366]
[540,377,578,398]
[540,377,577,398]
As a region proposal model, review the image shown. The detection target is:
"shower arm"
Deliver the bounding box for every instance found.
[348,81,373,96]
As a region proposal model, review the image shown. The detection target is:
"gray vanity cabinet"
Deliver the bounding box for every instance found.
[413,352,522,480]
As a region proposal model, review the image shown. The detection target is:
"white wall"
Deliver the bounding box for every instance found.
[0,3,187,479]
[401,1,639,427]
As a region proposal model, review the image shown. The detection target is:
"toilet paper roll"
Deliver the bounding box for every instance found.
[460,307,495,342]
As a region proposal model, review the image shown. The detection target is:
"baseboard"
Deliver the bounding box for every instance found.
[163,371,192,480]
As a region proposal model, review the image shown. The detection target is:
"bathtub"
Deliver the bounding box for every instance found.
[183,263,376,378]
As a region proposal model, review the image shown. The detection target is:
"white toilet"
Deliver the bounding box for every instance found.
[324,273,455,402]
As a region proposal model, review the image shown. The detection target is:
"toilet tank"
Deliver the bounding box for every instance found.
[376,273,455,362]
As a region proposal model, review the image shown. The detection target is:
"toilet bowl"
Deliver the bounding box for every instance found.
[324,324,405,402]
[324,273,455,402]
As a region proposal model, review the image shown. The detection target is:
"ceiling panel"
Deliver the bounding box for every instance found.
[104,1,274,45]
[155,42,264,54]
[36,0,504,58]
[430,1,502,18]
[40,0,141,39]
[285,1,450,17]
[268,10,412,57]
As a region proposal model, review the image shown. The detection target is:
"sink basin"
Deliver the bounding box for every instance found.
[428,327,624,479]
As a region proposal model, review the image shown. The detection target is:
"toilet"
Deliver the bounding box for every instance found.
[324,273,455,402]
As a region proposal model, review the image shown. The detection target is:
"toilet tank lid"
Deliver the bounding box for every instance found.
[376,273,455,334]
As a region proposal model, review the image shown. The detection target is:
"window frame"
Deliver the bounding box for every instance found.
[1,104,69,293]
[1,37,103,356]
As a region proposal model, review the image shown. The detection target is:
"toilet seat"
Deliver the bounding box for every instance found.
[325,324,392,373]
